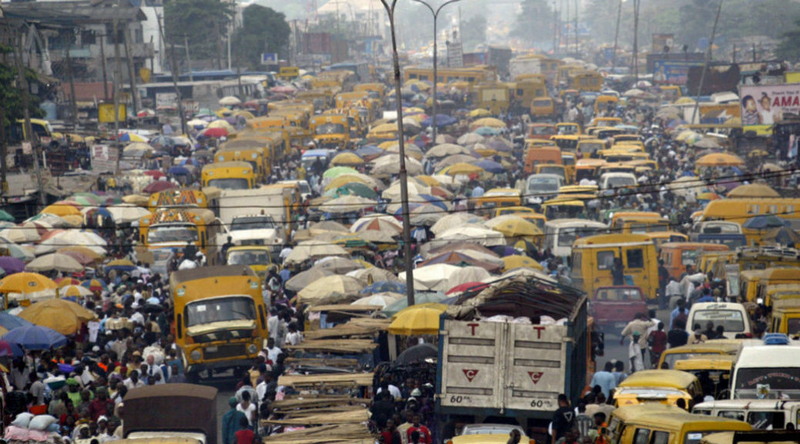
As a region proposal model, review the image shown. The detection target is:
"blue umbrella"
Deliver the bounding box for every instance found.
[356,145,383,158]
[0,312,33,330]
[168,166,191,175]
[0,257,25,274]
[150,135,175,149]
[474,127,500,136]
[474,160,505,174]
[361,281,407,295]
[1,325,67,350]
[743,215,790,230]
[417,194,448,210]
[421,115,457,128]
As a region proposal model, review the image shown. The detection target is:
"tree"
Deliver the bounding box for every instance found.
[777,19,800,61]
[0,43,43,133]
[164,0,234,68]
[231,5,291,70]
[461,15,487,51]
[511,0,554,46]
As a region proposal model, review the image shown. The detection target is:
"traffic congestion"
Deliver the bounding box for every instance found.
[2,1,800,444]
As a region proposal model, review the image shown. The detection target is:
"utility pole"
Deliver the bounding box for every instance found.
[0,89,7,201]
[157,14,188,137]
[691,0,723,125]
[64,30,79,128]
[611,0,622,70]
[123,24,139,120]
[573,0,578,55]
[99,31,110,101]
[112,19,124,174]
[632,0,640,82]
[380,0,414,307]
[12,26,45,207]
[183,35,193,81]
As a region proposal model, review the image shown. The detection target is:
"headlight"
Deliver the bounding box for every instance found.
[247,344,258,354]
[190,349,202,361]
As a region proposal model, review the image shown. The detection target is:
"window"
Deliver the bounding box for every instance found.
[748,411,785,430]
[626,248,644,269]
[651,431,670,444]
[80,30,96,45]
[633,428,650,444]
[597,251,615,270]
[748,204,759,214]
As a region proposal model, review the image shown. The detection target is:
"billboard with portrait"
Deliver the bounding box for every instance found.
[739,83,800,133]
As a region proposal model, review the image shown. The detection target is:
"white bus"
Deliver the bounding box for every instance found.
[545,219,608,260]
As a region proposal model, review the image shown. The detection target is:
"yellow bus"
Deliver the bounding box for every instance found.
[310,114,350,149]
[138,208,222,260]
[568,70,604,92]
[701,198,800,224]
[215,148,268,183]
[403,66,496,84]
[148,189,216,213]
[201,161,255,190]
[571,233,660,303]
[170,265,268,379]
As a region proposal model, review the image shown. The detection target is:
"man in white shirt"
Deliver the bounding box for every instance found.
[285,323,303,346]
[279,245,293,263]
[144,355,165,384]
[264,338,282,364]
[267,309,280,341]
[123,370,145,390]
[130,308,145,326]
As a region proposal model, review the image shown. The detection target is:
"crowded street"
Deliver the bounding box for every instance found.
[2,0,800,443]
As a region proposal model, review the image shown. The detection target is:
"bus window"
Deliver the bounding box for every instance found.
[626,249,644,269]
[598,251,615,270]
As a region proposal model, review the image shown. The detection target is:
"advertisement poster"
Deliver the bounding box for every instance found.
[739,83,800,133]
[653,61,704,85]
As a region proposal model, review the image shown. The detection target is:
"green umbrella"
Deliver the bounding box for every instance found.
[383,292,446,317]
[335,183,379,200]
[323,166,359,179]
[70,193,104,205]
[0,210,14,222]
[0,242,33,261]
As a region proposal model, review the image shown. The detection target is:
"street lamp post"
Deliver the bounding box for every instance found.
[379,0,415,307]
[413,0,462,146]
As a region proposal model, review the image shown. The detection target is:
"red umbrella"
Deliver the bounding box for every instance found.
[142,181,177,194]
[143,170,165,178]
[446,282,489,295]
[202,127,229,138]
[59,251,96,266]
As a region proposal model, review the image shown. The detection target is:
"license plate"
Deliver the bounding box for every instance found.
[205,346,218,353]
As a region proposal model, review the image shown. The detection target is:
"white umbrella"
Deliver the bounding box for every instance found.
[382,180,430,201]
[371,155,423,177]
[447,266,492,289]
[218,96,241,106]
[431,213,485,235]
[347,267,400,284]
[0,224,41,243]
[434,226,506,247]
[399,263,461,291]
[314,257,365,274]
[106,204,151,224]
[318,195,377,214]
[351,292,403,309]
[26,253,83,273]
[351,214,403,234]
[35,231,107,255]
[457,133,485,145]
[297,275,364,303]
[284,240,349,264]
[425,143,469,158]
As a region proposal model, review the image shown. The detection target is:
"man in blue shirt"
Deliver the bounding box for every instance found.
[589,361,617,398]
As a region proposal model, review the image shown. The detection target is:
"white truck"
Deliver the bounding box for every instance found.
[214,187,289,257]
[509,57,544,80]
[436,277,590,440]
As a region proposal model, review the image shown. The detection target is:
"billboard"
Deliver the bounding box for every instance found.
[698,103,741,125]
[739,83,800,133]
[653,60,704,85]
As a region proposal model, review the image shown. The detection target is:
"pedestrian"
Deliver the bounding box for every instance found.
[628,331,644,372]
[551,394,574,444]
[589,362,616,398]
[222,397,248,444]
[647,322,667,368]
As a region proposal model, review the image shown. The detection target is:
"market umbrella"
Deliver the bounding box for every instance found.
[0,272,57,295]
[425,143,469,158]
[41,203,81,217]
[0,257,25,275]
[440,162,484,176]
[351,292,403,309]
[0,242,34,261]
[434,226,506,247]
[201,127,229,138]
[485,215,543,239]
[35,231,107,256]
[347,267,400,285]
[692,137,722,149]
[107,204,151,224]
[382,180,430,201]
[285,267,334,292]
[25,253,83,273]
[388,305,445,335]
[0,210,14,222]
[502,255,544,272]
[727,184,779,198]
[0,224,41,243]
[297,275,364,304]
[314,257,364,274]
[1,325,67,350]
[329,183,379,200]
[371,155,423,176]
[457,133,485,145]
[106,258,137,271]
[308,221,350,236]
[351,214,403,234]
[409,204,444,226]
[218,96,241,106]
[18,299,96,335]
[400,263,461,292]
[318,195,377,214]
[468,108,492,118]
[470,117,506,130]
[323,166,359,179]
[446,266,492,288]
[284,240,349,264]
[0,312,33,330]
[383,297,446,317]
[695,152,744,167]
[361,281,407,295]
[473,159,505,174]
[142,181,177,194]
[474,127,501,136]
[431,213,485,235]
[60,285,94,298]
[55,278,82,287]
[58,247,104,263]
[331,152,365,166]
[743,215,789,230]
[445,281,489,296]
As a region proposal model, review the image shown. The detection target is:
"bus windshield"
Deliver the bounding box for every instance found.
[315,123,346,134]
[208,178,249,190]
[228,250,271,266]
[185,296,256,327]
[734,367,800,399]
[148,225,198,244]
[231,216,276,231]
